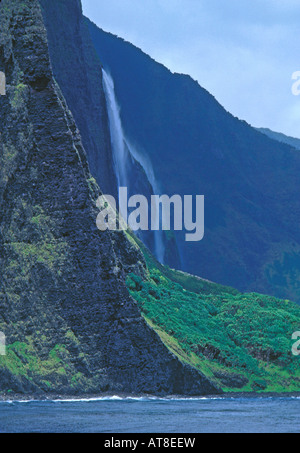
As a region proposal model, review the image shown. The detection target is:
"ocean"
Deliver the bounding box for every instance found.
[0,395,299,433]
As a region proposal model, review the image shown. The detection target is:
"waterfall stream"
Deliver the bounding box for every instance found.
[102,69,165,263]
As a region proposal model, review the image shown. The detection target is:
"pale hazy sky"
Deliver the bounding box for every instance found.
[82,0,300,138]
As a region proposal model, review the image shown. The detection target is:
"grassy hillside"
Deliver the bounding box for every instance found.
[127,237,300,392]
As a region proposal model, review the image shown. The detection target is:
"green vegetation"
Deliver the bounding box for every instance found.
[10,83,28,110]
[127,240,300,392]
[131,232,239,296]
[0,337,95,393]
[0,341,68,379]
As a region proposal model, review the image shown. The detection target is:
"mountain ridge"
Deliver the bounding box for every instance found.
[257,128,300,151]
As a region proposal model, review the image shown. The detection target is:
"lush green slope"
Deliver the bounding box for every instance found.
[127,238,300,392]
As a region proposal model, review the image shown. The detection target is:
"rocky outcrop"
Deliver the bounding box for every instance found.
[0,0,220,396]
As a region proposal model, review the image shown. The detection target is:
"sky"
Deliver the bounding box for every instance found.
[82,0,300,138]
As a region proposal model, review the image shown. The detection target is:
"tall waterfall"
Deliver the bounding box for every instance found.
[102,70,128,189]
[102,69,165,263]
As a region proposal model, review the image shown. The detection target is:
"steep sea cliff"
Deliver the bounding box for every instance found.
[0,0,219,397]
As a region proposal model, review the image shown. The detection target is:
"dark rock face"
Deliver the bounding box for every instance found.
[213,372,249,390]
[39,1,181,268]
[0,0,220,396]
[39,0,117,200]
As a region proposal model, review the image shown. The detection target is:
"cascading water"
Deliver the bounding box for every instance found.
[102,70,128,189]
[102,69,165,263]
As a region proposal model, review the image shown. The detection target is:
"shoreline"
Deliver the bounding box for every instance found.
[1,392,300,402]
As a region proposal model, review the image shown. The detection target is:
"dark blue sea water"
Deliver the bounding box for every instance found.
[0,396,299,433]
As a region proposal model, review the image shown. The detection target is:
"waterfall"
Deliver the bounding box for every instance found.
[102,70,128,189]
[102,69,165,263]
